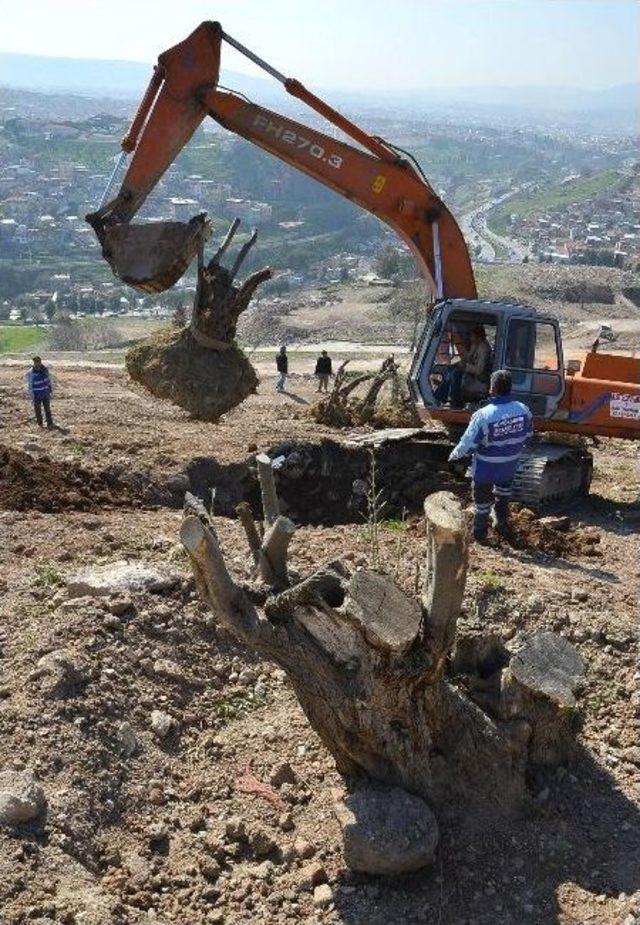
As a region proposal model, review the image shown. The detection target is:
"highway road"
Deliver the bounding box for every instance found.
[460,187,533,263]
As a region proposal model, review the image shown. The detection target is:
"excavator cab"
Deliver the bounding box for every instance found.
[410,299,566,420]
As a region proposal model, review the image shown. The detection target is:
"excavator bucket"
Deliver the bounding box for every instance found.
[99,214,212,294]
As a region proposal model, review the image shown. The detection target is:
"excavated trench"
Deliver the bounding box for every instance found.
[184,436,464,525]
[0,437,462,524]
[0,439,598,556]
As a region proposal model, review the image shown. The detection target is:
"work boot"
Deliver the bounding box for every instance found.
[491,509,512,539]
[473,530,489,546]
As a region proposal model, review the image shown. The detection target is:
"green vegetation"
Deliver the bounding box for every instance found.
[383,517,408,533]
[487,170,624,236]
[32,561,65,589]
[212,687,269,725]
[476,570,505,592]
[0,324,47,353]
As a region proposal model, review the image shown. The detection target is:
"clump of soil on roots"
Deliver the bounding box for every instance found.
[126,326,258,423]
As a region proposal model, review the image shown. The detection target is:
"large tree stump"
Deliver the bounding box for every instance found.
[126,220,271,422]
[180,489,583,816]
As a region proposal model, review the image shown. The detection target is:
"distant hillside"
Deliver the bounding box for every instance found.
[487,169,629,236]
[0,51,282,105]
[1,51,638,127]
[396,82,640,112]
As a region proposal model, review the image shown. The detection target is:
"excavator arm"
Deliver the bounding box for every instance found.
[87,21,476,300]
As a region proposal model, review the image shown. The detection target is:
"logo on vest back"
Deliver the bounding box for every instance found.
[490,415,526,439]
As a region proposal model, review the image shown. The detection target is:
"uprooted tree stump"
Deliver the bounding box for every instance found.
[126,219,271,422]
[180,487,584,817]
[312,355,420,429]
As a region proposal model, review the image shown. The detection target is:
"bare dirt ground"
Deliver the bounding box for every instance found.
[236,266,640,356]
[0,359,639,925]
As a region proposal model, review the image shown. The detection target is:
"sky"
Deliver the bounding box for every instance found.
[0,0,638,91]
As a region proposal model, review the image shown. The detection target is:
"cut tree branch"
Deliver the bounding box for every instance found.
[256,453,280,527]
[229,228,258,283]
[235,501,262,565]
[260,515,296,586]
[422,490,469,665]
[208,217,241,267]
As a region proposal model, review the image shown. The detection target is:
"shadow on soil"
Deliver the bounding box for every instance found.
[330,747,640,925]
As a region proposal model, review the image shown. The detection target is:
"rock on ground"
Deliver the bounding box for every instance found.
[0,770,46,826]
[30,650,84,699]
[66,560,181,598]
[334,781,439,875]
[150,710,176,739]
[312,883,334,908]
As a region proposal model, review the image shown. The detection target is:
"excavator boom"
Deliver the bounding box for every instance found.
[87,21,476,300]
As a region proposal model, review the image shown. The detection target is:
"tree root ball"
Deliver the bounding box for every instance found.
[126,326,258,422]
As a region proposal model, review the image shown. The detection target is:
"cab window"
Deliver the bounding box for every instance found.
[506,320,560,371]
[505,319,562,398]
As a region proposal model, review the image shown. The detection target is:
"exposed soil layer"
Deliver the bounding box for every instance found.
[2,436,463,525]
[1,438,611,562]
[0,445,140,513]
[186,437,462,525]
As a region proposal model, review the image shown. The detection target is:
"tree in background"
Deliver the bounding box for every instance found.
[375,246,401,280]
[48,318,123,351]
[375,245,416,282]
[173,304,188,327]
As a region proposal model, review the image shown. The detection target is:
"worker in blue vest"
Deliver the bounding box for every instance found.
[25,356,55,429]
[448,369,533,543]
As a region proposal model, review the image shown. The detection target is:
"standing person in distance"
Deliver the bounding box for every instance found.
[26,355,55,429]
[314,350,332,393]
[448,369,532,543]
[275,345,288,392]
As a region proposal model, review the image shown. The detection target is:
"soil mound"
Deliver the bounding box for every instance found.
[0,445,135,513]
[507,507,602,558]
[126,326,258,423]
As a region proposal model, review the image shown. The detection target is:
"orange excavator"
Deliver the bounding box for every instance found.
[86,21,639,508]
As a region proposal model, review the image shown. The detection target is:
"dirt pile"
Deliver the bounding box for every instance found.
[0,445,139,513]
[507,506,602,558]
[563,283,615,305]
[126,326,259,423]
